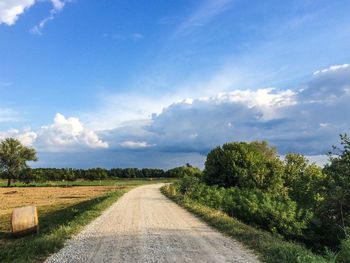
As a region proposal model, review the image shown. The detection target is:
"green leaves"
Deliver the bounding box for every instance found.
[0,138,37,186]
[284,153,325,209]
[174,178,312,238]
[203,141,284,193]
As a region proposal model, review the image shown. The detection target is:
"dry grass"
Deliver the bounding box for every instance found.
[0,186,124,233]
[0,186,123,215]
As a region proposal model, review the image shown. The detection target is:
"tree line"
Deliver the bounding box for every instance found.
[15,167,178,182]
[0,138,196,186]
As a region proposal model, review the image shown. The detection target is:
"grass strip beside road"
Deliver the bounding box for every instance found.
[161,184,333,263]
[0,187,130,263]
[0,178,176,187]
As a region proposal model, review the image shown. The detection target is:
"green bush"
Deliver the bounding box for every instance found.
[173,177,312,238]
[337,237,350,263]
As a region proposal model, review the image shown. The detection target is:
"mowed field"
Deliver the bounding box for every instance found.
[0,185,122,214]
[0,185,122,231]
[0,179,173,263]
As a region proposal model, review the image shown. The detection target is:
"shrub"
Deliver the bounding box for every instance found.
[173,177,312,238]
[337,237,350,263]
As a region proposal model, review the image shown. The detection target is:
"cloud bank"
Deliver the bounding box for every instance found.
[101,64,350,158]
[1,64,349,167]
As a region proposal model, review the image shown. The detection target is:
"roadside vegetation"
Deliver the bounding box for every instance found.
[162,135,350,263]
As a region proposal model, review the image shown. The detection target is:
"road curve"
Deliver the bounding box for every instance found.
[46,184,259,263]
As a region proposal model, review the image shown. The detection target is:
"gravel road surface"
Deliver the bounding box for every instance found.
[45,184,259,263]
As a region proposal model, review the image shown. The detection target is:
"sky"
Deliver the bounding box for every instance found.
[0,0,350,169]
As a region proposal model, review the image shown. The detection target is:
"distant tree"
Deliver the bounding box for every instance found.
[0,138,37,187]
[85,168,108,180]
[203,141,284,192]
[166,165,202,178]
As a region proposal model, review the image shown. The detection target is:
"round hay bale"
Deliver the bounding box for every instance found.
[11,206,39,236]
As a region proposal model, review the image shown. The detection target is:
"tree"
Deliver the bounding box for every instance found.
[320,134,350,240]
[283,153,325,209]
[0,138,37,187]
[203,141,284,192]
[165,165,202,178]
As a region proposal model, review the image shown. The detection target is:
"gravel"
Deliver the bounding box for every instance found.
[45,184,260,263]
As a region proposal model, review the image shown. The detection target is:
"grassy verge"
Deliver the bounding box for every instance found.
[161,184,335,263]
[0,178,176,187]
[0,187,130,263]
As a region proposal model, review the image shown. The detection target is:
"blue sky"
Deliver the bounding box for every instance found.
[0,0,350,168]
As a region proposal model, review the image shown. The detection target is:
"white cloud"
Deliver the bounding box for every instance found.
[51,0,65,11]
[119,141,154,149]
[0,0,35,25]
[0,128,37,146]
[30,0,67,35]
[0,0,69,31]
[313,64,349,75]
[213,88,296,120]
[36,113,108,151]
[0,113,108,151]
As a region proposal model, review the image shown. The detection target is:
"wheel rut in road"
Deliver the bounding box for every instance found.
[46,184,259,263]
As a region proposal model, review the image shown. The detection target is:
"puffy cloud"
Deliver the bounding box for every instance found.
[0,0,69,30]
[0,128,37,146]
[0,0,35,25]
[0,113,108,151]
[36,113,108,151]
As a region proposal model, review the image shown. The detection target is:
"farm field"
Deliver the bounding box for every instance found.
[0,185,122,216]
[0,179,173,263]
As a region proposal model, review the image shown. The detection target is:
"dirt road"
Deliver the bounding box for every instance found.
[46,184,259,263]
